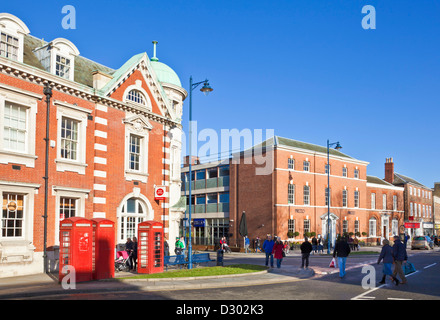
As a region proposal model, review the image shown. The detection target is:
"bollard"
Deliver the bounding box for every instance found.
[216,249,224,266]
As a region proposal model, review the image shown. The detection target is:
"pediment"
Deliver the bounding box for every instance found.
[123,115,153,133]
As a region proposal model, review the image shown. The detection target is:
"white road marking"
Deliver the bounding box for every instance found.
[424,263,437,269]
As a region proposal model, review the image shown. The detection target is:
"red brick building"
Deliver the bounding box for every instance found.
[183,136,406,249]
[384,158,434,238]
[0,13,186,277]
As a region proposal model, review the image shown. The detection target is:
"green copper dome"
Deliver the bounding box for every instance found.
[150,59,182,88]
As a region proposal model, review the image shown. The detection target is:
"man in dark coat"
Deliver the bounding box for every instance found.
[392,235,408,284]
[300,237,313,268]
[333,236,351,278]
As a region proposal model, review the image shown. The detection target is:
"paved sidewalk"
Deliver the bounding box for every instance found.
[0,263,313,299]
[0,247,383,299]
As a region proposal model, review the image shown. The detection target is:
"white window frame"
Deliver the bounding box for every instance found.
[303,185,310,206]
[123,115,152,183]
[354,190,359,208]
[55,101,90,175]
[369,218,377,237]
[342,189,347,207]
[393,195,397,211]
[123,82,152,112]
[53,185,89,245]
[303,161,310,172]
[382,194,387,210]
[0,88,39,167]
[371,193,376,210]
[0,13,29,63]
[288,183,295,204]
[0,181,39,244]
[55,54,72,80]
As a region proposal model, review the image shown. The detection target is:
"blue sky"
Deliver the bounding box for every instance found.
[3,0,439,187]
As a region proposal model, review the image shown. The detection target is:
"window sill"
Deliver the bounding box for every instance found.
[125,170,149,183]
[55,158,88,175]
[0,150,37,167]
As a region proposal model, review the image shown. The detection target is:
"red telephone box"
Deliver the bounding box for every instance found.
[59,217,93,283]
[137,221,164,274]
[91,218,115,280]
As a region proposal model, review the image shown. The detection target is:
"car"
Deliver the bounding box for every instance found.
[411,236,434,250]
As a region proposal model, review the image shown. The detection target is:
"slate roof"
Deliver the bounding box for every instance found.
[367,175,396,186]
[392,172,430,189]
[23,34,116,88]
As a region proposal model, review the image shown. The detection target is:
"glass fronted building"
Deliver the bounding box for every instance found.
[181,161,230,247]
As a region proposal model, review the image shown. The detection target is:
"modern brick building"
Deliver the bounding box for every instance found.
[0,13,186,277]
[181,136,406,250]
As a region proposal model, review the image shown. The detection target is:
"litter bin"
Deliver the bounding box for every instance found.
[216,248,224,266]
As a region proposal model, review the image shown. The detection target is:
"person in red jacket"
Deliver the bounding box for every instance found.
[272,237,285,268]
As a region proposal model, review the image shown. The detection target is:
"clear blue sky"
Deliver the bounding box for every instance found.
[3,0,440,188]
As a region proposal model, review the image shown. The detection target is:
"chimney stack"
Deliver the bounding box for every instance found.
[384,157,394,183]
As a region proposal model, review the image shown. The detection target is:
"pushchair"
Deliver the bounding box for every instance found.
[115,250,130,272]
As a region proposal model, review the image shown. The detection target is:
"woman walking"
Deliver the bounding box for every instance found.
[272,237,285,268]
[377,239,399,285]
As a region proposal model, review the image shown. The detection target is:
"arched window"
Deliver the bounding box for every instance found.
[126,89,146,105]
[118,197,147,242]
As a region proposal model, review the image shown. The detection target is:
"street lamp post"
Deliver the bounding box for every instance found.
[187,76,213,269]
[43,83,52,273]
[326,139,342,254]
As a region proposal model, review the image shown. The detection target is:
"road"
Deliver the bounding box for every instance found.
[24,247,440,301]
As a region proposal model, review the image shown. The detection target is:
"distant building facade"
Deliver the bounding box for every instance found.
[384,158,434,237]
[181,136,406,249]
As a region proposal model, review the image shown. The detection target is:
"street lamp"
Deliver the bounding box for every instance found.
[43,83,52,273]
[326,139,342,254]
[187,76,213,269]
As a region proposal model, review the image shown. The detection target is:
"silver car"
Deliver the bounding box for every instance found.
[411,236,434,250]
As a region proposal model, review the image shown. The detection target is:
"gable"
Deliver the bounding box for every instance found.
[100,53,175,120]
[109,69,164,116]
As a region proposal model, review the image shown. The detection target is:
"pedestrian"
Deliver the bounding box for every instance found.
[348,236,354,251]
[164,236,170,257]
[180,236,186,257]
[377,239,399,285]
[311,236,318,254]
[404,233,408,248]
[125,238,134,270]
[353,236,359,251]
[333,235,351,278]
[175,237,183,255]
[244,236,250,254]
[272,237,284,268]
[255,236,262,253]
[317,235,323,253]
[300,237,313,268]
[263,234,275,267]
[392,235,408,285]
[131,236,138,271]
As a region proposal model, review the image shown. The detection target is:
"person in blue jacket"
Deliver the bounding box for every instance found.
[377,239,399,285]
[263,234,275,267]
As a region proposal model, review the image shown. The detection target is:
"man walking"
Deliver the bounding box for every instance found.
[263,234,275,267]
[300,237,313,268]
[333,236,351,278]
[392,235,408,285]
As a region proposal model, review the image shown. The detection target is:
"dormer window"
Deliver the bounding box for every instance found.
[55,54,71,79]
[33,38,79,81]
[0,13,31,63]
[0,32,19,61]
[126,89,146,105]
